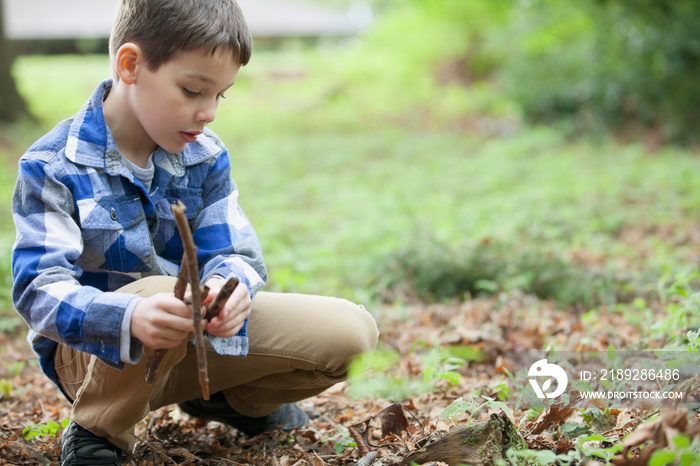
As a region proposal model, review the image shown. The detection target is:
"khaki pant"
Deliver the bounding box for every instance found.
[54,276,379,452]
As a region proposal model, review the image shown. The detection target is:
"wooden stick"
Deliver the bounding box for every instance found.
[171,200,210,400]
[173,253,189,300]
[184,285,210,310]
[144,252,189,384]
[204,277,239,321]
[348,426,370,456]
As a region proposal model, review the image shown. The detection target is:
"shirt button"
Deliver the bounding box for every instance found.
[110,210,118,221]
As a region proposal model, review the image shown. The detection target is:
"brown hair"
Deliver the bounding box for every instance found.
[109,0,252,79]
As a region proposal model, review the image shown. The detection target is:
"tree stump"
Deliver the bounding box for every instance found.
[401,411,529,466]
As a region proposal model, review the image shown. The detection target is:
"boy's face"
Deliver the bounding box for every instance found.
[129,47,241,154]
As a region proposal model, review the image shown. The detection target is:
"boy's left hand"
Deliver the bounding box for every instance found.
[201,276,251,338]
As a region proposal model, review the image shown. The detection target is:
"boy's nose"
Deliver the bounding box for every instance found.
[196,100,217,124]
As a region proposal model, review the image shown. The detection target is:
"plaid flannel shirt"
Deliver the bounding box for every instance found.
[11,79,267,389]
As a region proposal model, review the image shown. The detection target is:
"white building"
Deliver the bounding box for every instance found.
[4,0,371,41]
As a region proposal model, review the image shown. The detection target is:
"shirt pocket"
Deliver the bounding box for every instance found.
[153,188,204,260]
[77,195,149,272]
[155,188,204,220]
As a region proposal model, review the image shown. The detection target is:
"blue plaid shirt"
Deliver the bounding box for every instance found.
[11,79,267,389]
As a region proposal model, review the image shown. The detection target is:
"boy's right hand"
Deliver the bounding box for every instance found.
[130,293,195,349]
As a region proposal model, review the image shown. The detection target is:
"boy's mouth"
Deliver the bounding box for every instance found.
[180,131,202,143]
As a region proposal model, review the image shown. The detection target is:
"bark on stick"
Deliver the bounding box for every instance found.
[144,253,189,384]
[171,201,210,400]
[204,277,239,321]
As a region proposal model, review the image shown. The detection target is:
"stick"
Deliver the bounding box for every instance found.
[173,253,189,300]
[144,253,190,384]
[184,285,210,310]
[204,277,239,321]
[355,452,378,466]
[171,200,210,400]
[348,426,370,456]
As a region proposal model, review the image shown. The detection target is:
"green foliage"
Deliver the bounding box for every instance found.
[649,434,700,466]
[686,330,699,353]
[365,0,700,144]
[440,394,510,427]
[504,446,581,466]
[346,342,477,400]
[22,419,70,440]
[377,235,639,308]
[652,271,700,347]
[576,434,624,463]
[0,237,16,312]
[0,315,24,334]
[346,349,432,400]
[332,425,357,454]
[0,379,12,399]
[7,53,700,306]
[12,55,110,130]
[5,361,25,377]
[561,422,590,439]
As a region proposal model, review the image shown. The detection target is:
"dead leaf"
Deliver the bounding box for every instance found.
[612,408,695,466]
[615,409,638,430]
[313,451,326,466]
[378,403,410,438]
[554,436,573,454]
[167,447,198,464]
[529,395,579,436]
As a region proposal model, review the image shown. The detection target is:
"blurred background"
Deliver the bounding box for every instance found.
[1,0,699,316]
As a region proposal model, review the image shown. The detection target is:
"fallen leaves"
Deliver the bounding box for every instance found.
[1,289,698,464]
[611,408,698,465]
[348,402,411,455]
[527,391,581,436]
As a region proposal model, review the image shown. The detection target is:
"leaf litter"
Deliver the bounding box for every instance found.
[0,288,697,465]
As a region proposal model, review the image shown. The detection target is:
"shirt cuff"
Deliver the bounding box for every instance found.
[120,297,144,364]
[206,334,249,356]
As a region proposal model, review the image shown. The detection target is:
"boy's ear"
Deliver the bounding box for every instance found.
[114,43,143,85]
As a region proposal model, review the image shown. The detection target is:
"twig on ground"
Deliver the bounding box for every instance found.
[355,451,378,466]
[348,426,370,456]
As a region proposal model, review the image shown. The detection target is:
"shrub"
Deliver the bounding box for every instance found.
[497,0,700,144]
[375,235,649,308]
[364,0,700,144]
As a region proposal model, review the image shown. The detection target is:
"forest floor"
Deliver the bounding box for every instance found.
[0,291,697,465]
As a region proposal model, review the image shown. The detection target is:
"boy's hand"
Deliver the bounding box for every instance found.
[202,276,251,338]
[131,293,194,349]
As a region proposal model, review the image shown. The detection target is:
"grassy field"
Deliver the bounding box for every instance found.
[3,50,700,312]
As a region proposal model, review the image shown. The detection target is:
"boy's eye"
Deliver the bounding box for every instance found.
[183,88,201,97]
[217,93,227,100]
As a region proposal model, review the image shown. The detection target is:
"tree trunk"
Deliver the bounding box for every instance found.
[0,0,32,122]
[401,412,530,466]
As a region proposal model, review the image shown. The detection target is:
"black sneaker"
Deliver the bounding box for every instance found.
[178,392,310,437]
[60,421,122,465]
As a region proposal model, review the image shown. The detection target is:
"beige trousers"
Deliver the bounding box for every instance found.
[54,276,379,452]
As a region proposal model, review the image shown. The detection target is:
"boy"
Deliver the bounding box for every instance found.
[11,1,379,464]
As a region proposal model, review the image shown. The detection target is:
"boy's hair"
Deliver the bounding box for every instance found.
[109,0,252,80]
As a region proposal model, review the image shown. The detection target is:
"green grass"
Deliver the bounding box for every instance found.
[3,50,700,308]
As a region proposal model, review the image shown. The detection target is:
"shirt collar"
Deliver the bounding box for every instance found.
[64,78,222,174]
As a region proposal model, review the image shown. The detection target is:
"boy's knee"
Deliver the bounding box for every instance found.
[249,292,379,374]
[317,298,379,373]
[342,301,379,356]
